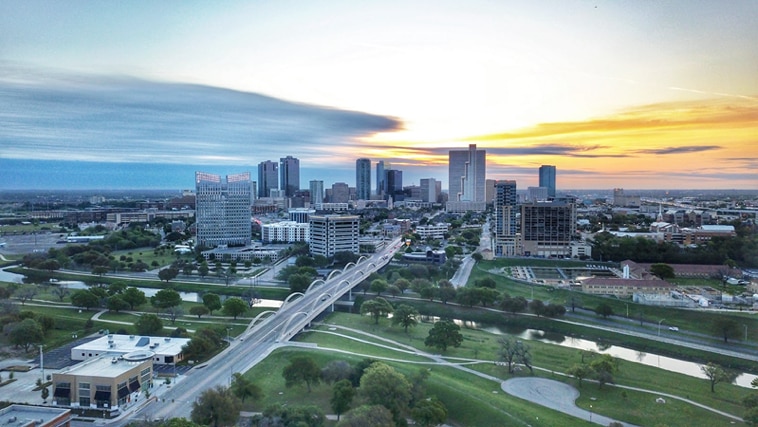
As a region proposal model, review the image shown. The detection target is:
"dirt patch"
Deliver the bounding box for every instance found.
[0,365,32,372]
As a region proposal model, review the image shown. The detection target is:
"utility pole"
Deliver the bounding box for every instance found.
[39,345,44,384]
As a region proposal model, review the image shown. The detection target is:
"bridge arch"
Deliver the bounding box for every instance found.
[247,310,277,331]
[326,270,342,280]
[305,279,326,294]
[338,279,350,290]
[283,292,305,306]
[278,311,309,342]
[310,292,333,312]
[357,255,368,264]
[343,262,356,272]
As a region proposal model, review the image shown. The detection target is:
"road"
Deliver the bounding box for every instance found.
[128,237,404,423]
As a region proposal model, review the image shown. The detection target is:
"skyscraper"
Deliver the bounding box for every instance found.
[419,178,439,203]
[195,171,252,248]
[280,156,300,197]
[356,158,372,200]
[309,180,324,205]
[376,160,386,196]
[258,160,278,197]
[521,197,576,257]
[448,144,486,202]
[385,169,403,200]
[494,180,518,257]
[330,182,350,203]
[538,165,556,198]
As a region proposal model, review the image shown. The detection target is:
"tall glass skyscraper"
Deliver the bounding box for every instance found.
[448,144,486,202]
[538,165,557,198]
[356,158,372,200]
[376,160,386,196]
[280,156,300,197]
[309,180,324,205]
[258,160,278,197]
[195,171,252,248]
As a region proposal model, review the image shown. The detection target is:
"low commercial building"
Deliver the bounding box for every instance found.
[415,223,450,240]
[53,352,153,412]
[581,277,674,297]
[0,405,71,427]
[71,335,189,365]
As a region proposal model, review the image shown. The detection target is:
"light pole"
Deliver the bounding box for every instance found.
[658,318,666,336]
[744,324,748,342]
[39,345,44,384]
[589,404,593,422]
[626,303,629,318]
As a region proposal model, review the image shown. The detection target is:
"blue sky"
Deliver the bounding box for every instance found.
[1,0,757,190]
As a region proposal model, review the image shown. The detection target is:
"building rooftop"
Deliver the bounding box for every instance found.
[74,334,189,357]
[59,353,149,378]
[0,405,70,427]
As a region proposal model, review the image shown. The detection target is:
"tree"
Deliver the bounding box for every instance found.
[500,295,528,315]
[566,363,592,387]
[164,305,185,324]
[198,261,209,278]
[498,336,533,374]
[391,304,419,333]
[41,385,50,402]
[135,314,163,335]
[370,279,388,296]
[321,360,354,385]
[230,372,262,402]
[70,289,100,311]
[14,285,38,305]
[713,318,740,343]
[359,362,411,424]
[437,285,457,304]
[256,404,325,427]
[190,385,241,427]
[701,362,737,392]
[337,405,394,427]
[9,319,44,351]
[158,267,179,282]
[411,397,448,427]
[283,355,321,392]
[222,297,247,320]
[51,285,70,302]
[331,379,355,421]
[650,263,675,279]
[590,354,619,389]
[289,273,312,293]
[595,303,614,319]
[529,299,546,317]
[203,293,222,315]
[360,297,393,324]
[107,295,130,312]
[424,320,463,352]
[122,287,147,310]
[151,288,182,310]
[189,306,209,319]
[394,278,411,294]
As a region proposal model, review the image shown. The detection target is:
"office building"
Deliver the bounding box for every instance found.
[280,156,300,197]
[261,221,309,243]
[195,172,252,247]
[71,334,189,365]
[258,161,279,197]
[419,178,440,203]
[376,160,386,196]
[527,186,548,202]
[538,165,556,198]
[330,182,350,203]
[309,215,360,257]
[0,405,71,427]
[494,180,519,257]
[448,144,486,210]
[520,198,577,257]
[309,180,324,205]
[385,169,403,200]
[356,158,372,200]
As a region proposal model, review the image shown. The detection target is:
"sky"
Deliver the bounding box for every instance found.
[1,0,757,191]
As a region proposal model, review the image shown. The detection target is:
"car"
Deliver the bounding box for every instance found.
[668,326,679,331]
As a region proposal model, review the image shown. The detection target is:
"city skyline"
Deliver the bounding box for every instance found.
[1,1,757,190]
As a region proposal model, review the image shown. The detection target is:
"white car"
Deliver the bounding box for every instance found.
[668,326,679,331]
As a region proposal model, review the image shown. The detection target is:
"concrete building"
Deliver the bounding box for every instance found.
[0,405,71,427]
[538,165,556,198]
[415,223,449,240]
[71,335,189,365]
[384,169,403,201]
[288,208,316,223]
[262,221,309,243]
[520,198,576,257]
[309,180,324,205]
[448,144,486,204]
[527,186,548,202]
[419,178,441,203]
[330,182,350,203]
[494,180,519,257]
[309,215,360,257]
[356,158,372,200]
[53,353,153,412]
[376,160,386,197]
[257,160,279,198]
[581,277,674,297]
[279,156,300,197]
[195,172,252,248]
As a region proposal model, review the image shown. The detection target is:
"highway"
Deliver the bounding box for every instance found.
[129,237,404,423]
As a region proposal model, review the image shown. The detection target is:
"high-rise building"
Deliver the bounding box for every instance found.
[375,161,385,196]
[330,182,350,203]
[309,180,324,205]
[309,215,360,257]
[449,144,486,202]
[195,171,252,248]
[419,178,439,203]
[258,160,278,197]
[527,186,548,202]
[520,197,576,257]
[280,156,300,197]
[385,169,403,201]
[356,158,372,200]
[538,165,557,198]
[494,180,519,257]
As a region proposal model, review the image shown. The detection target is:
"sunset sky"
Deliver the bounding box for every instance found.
[1,0,756,190]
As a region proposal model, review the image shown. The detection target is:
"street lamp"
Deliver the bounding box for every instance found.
[744,324,748,342]
[658,318,666,336]
[589,404,593,422]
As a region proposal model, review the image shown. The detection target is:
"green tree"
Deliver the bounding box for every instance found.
[190,385,241,427]
[411,397,448,427]
[713,318,741,343]
[203,293,222,315]
[590,354,619,389]
[500,295,528,314]
[701,362,737,392]
[566,363,592,387]
[10,319,44,351]
[158,268,179,282]
[222,297,248,320]
[337,405,394,427]
[151,288,182,310]
[230,373,262,402]
[331,379,355,421]
[41,385,50,402]
[391,304,419,333]
[107,295,130,312]
[135,314,163,335]
[198,261,209,278]
[70,289,100,311]
[529,299,546,316]
[360,297,393,324]
[283,355,322,392]
[122,287,147,310]
[369,279,388,296]
[595,303,614,319]
[650,263,675,279]
[424,320,463,352]
[498,336,533,374]
[189,306,209,318]
[257,404,325,427]
[288,273,312,293]
[359,362,411,424]
[321,360,354,385]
